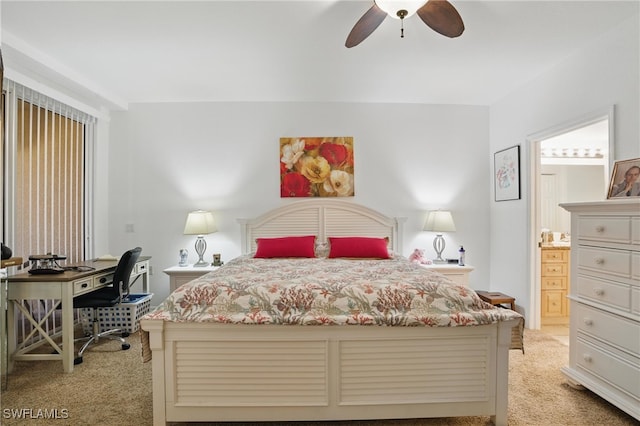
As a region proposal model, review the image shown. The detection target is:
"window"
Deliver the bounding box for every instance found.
[3,81,96,264]
[2,80,97,343]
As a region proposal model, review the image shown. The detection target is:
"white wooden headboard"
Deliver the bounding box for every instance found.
[238,200,406,255]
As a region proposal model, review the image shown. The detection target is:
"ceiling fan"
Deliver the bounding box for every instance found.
[345,0,464,48]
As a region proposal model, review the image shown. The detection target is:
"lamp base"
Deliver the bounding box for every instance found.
[432,234,448,265]
[193,236,209,267]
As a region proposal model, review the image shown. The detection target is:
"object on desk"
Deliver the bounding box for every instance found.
[28,254,66,274]
[1,242,12,260]
[1,257,23,268]
[458,246,465,266]
[96,254,119,261]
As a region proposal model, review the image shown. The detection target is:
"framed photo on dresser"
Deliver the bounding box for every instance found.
[607,158,640,198]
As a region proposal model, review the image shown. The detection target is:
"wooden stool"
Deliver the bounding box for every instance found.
[475,290,516,311]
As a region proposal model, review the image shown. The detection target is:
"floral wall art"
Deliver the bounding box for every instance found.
[280,137,354,197]
[494,145,521,201]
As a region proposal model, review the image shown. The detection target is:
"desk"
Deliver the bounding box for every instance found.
[6,256,150,373]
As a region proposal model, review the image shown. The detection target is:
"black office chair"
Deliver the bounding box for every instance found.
[73,247,142,365]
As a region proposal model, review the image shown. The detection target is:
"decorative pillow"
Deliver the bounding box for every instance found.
[254,235,316,258]
[327,236,390,259]
[315,241,330,258]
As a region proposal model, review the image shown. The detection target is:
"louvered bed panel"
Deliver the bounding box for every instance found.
[339,337,491,405]
[173,339,328,406]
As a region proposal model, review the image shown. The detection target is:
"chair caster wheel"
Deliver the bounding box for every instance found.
[122,343,131,350]
[74,357,83,365]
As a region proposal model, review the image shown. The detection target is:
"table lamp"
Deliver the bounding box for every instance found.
[183,210,217,267]
[424,210,456,264]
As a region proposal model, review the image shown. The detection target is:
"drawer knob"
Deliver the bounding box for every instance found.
[582,354,592,363]
[583,318,593,326]
[594,258,605,265]
[595,226,605,233]
[100,277,107,283]
[81,283,88,288]
[594,288,604,296]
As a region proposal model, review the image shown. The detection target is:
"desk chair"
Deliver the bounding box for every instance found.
[73,247,142,365]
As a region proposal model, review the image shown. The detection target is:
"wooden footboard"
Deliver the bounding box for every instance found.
[141,319,518,426]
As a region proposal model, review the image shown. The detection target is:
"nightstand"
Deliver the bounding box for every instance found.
[420,263,474,286]
[163,264,219,293]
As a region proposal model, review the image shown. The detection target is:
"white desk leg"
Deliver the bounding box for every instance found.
[6,299,16,373]
[61,285,75,373]
[142,271,149,294]
[1,277,7,385]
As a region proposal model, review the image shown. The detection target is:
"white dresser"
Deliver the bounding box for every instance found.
[560,199,639,420]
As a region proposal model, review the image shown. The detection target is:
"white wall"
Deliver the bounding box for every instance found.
[109,102,490,303]
[489,16,639,323]
[541,164,605,232]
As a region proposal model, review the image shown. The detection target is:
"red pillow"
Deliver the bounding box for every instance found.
[254,236,316,258]
[328,237,390,259]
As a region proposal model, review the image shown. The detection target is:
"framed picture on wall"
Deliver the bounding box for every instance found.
[494,145,521,201]
[607,158,640,198]
[279,137,354,198]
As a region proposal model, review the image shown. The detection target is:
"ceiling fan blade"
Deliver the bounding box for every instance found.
[345,4,387,48]
[417,0,464,38]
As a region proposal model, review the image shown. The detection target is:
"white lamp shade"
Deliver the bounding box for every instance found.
[375,0,426,19]
[183,210,217,235]
[424,210,456,232]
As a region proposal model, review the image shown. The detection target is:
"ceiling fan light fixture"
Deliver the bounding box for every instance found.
[375,0,427,19]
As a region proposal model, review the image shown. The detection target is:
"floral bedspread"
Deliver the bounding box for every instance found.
[143,255,522,327]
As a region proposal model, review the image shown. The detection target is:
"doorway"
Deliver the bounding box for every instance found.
[527,107,614,330]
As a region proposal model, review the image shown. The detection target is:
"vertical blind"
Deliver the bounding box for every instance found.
[3,79,96,344]
[3,80,96,264]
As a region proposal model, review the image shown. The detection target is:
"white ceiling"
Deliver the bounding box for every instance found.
[1,1,638,111]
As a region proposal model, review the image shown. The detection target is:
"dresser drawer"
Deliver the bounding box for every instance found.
[575,303,639,354]
[542,276,567,290]
[541,249,568,263]
[542,291,566,316]
[541,263,568,276]
[73,278,93,295]
[575,338,640,398]
[578,216,631,244]
[577,275,631,311]
[577,246,631,279]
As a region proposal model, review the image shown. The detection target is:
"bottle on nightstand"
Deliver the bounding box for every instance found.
[458,246,465,266]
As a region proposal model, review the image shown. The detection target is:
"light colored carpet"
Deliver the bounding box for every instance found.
[0,329,637,425]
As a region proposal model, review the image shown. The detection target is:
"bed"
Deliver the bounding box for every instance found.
[140,200,522,426]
